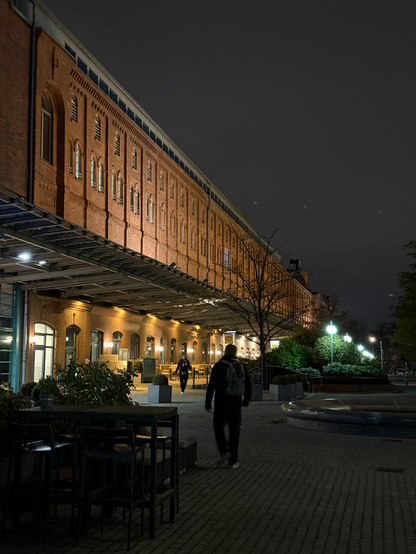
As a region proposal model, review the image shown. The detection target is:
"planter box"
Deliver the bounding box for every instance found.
[147,385,172,403]
[295,382,304,398]
[250,384,263,402]
[269,384,292,401]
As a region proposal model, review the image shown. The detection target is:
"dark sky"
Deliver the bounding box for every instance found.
[41,0,416,329]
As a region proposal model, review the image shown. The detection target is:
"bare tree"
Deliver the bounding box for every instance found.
[198,230,312,368]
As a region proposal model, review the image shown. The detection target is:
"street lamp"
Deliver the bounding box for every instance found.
[369,336,376,356]
[357,345,364,352]
[326,321,337,363]
[343,333,352,343]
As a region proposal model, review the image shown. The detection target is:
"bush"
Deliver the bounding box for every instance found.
[266,339,313,369]
[299,367,321,378]
[133,360,143,373]
[152,374,169,386]
[55,359,134,405]
[32,376,60,402]
[0,384,31,459]
[273,375,290,385]
[322,362,386,378]
[20,381,37,397]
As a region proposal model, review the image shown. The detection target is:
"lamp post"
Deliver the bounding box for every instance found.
[326,321,337,363]
[380,340,384,371]
[369,336,376,356]
[343,333,352,343]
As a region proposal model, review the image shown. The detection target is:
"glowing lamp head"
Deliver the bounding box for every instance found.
[326,324,337,335]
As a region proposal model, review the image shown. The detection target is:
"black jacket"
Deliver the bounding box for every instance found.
[205,355,252,409]
[176,358,191,374]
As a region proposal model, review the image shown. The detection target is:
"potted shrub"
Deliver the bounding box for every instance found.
[20,381,37,401]
[269,374,292,401]
[147,374,172,403]
[31,376,59,410]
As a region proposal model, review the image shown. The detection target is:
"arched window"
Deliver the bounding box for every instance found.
[132,148,137,170]
[95,116,101,140]
[150,197,154,223]
[112,331,122,355]
[161,205,165,230]
[71,95,78,122]
[65,324,80,365]
[130,187,134,211]
[159,337,165,365]
[218,344,223,361]
[145,196,149,220]
[160,171,164,190]
[181,342,187,356]
[115,133,120,156]
[192,341,197,364]
[118,175,123,204]
[171,213,176,236]
[68,141,73,174]
[170,339,176,363]
[182,222,186,243]
[202,342,207,364]
[41,93,53,164]
[211,343,215,365]
[98,163,104,192]
[146,336,154,358]
[130,333,139,359]
[33,323,54,381]
[170,183,174,199]
[147,161,152,181]
[90,157,96,188]
[111,172,116,200]
[135,189,139,214]
[75,146,82,179]
[90,329,103,361]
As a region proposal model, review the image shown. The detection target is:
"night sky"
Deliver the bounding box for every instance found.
[41,0,416,329]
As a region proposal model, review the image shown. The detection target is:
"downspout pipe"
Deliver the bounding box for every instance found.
[27,0,36,204]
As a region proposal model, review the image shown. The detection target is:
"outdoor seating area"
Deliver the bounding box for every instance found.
[0,404,180,549]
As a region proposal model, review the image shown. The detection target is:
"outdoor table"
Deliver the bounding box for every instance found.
[17,404,179,539]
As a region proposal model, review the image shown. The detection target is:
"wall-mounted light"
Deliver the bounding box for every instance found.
[5,336,13,343]
[30,336,38,344]
[188,348,194,353]
[155,346,163,352]
[17,252,31,261]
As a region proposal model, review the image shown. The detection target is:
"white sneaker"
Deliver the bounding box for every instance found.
[229,462,239,469]
[181,391,184,394]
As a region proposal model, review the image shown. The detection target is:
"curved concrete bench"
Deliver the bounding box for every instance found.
[281,397,416,438]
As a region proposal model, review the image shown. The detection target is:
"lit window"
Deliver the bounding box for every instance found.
[170,183,174,199]
[115,133,120,156]
[98,163,104,192]
[145,196,149,220]
[225,249,231,268]
[75,146,82,179]
[112,172,116,200]
[41,93,52,164]
[68,142,73,174]
[90,157,96,187]
[118,176,123,204]
[180,191,184,207]
[71,95,78,122]
[95,116,101,140]
[147,161,152,181]
[132,148,137,170]
[160,171,164,190]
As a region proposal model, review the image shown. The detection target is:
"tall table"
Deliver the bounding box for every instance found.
[17,404,179,539]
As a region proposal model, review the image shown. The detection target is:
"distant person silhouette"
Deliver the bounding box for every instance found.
[176,354,191,393]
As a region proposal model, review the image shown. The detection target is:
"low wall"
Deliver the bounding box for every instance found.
[312,383,395,393]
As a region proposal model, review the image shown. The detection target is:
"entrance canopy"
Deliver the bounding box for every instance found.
[0,191,261,334]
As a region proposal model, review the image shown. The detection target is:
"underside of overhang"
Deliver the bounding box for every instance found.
[0,190,262,334]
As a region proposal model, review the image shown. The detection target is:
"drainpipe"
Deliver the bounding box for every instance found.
[27,1,37,204]
[21,290,29,385]
[206,183,210,282]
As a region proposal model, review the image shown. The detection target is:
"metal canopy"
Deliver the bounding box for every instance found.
[0,190,259,333]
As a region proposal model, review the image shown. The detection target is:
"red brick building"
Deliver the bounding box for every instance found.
[0,0,316,389]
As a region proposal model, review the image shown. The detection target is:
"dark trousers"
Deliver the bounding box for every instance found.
[213,402,241,465]
[179,373,188,392]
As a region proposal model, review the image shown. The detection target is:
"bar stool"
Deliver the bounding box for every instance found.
[1,423,76,539]
[76,426,145,550]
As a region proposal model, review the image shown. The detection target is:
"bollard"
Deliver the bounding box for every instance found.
[192,367,195,389]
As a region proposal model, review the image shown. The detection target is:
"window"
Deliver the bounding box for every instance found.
[202,211,204,224]
[225,249,231,268]
[41,94,52,163]
[98,163,104,192]
[146,335,154,358]
[210,217,213,230]
[150,198,154,223]
[112,331,122,355]
[135,189,139,214]
[69,142,73,174]
[159,337,165,365]
[115,133,120,156]
[145,196,149,220]
[192,341,197,364]
[118,176,123,204]
[130,333,139,359]
[75,146,82,179]
[191,200,194,215]
[130,187,134,211]
[147,161,152,181]
[65,324,80,365]
[225,229,229,243]
[211,343,215,365]
[132,148,137,170]
[181,342,187,356]
[161,206,165,230]
[33,323,54,381]
[160,171,164,190]
[90,329,103,361]
[170,183,174,199]
[181,221,186,243]
[202,342,207,364]
[90,157,96,187]
[170,338,176,363]
[180,191,184,207]
[95,116,101,140]
[171,213,176,236]
[71,95,78,122]
[112,172,116,200]
[210,242,214,260]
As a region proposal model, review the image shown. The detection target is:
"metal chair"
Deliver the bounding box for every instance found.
[1,423,76,539]
[76,426,145,550]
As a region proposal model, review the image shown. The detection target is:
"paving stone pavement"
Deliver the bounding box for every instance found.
[3,387,416,554]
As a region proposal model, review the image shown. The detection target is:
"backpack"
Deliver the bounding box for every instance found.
[224,360,245,396]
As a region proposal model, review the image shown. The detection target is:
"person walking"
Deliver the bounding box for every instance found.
[176,353,191,394]
[205,343,252,468]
